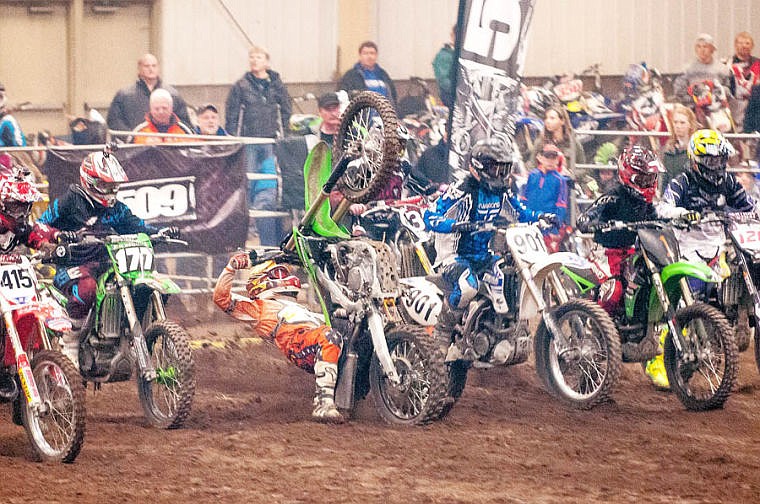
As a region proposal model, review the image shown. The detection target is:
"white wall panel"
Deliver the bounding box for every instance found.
[161,0,338,85]
[157,0,759,85]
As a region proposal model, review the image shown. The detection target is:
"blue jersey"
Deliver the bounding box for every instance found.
[424,175,540,266]
[520,168,568,225]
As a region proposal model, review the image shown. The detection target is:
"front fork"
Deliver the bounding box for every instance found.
[119,284,156,381]
[3,310,42,410]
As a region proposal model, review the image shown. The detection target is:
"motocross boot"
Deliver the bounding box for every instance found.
[645,328,669,391]
[437,301,466,362]
[312,361,345,424]
[0,371,18,401]
[61,318,84,370]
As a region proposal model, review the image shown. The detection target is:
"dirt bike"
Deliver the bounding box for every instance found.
[354,195,436,278]
[405,219,621,417]
[398,76,449,165]
[276,91,449,425]
[619,63,670,151]
[695,212,760,367]
[687,79,736,133]
[45,232,195,428]
[563,220,738,410]
[0,252,85,462]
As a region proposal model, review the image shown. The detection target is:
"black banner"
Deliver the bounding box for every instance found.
[449,0,536,175]
[43,144,247,254]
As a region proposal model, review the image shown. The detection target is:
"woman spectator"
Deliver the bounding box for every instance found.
[528,104,586,179]
[661,104,698,189]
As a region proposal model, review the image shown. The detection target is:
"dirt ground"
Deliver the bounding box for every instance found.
[1,300,759,504]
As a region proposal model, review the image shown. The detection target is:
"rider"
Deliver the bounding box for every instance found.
[37,148,178,365]
[213,252,345,423]
[0,166,70,397]
[423,138,557,360]
[576,145,683,389]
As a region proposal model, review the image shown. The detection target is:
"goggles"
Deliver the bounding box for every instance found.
[540,150,560,159]
[696,154,728,171]
[91,179,121,195]
[3,201,31,219]
[629,171,657,189]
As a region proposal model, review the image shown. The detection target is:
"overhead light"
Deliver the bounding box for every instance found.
[91,5,118,14]
[27,3,54,15]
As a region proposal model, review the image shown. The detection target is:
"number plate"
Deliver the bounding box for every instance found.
[731,223,760,252]
[399,208,428,240]
[505,224,548,263]
[113,245,155,274]
[0,262,37,302]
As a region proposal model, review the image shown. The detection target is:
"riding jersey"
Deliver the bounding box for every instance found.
[577,185,658,249]
[213,265,340,369]
[38,185,156,264]
[424,175,540,267]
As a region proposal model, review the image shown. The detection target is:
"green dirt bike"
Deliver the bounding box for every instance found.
[265,91,449,425]
[45,232,195,428]
[564,219,738,411]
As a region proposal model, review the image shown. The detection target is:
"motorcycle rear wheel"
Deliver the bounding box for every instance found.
[534,299,621,409]
[137,320,195,429]
[369,325,448,425]
[334,91,401,203]
[666,303,737,411]
[20,350,86,463]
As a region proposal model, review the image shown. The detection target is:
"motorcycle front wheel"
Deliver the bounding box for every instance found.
[369,325,448,425]
[666,303,737,411]
[137,320,195,428]
[334,91,401,203]
[20,350,86,463]
[534,298,621,409]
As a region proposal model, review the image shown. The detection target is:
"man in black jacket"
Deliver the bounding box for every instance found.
[107,53,191,133]
[225,45,293,246]
[338,41,397,106]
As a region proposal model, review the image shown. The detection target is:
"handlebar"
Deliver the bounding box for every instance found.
[586,219,691,233]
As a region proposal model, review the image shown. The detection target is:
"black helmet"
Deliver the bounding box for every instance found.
[470,138,513,191]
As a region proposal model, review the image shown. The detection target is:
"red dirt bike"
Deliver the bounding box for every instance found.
[1,252,85,462]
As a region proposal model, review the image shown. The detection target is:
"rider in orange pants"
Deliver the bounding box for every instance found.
[213,252,344,423]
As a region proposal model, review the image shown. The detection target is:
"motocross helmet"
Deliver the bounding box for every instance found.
[617,145,661,203]
[688,129,734,188]
[246,260,301,299]
[0,172,43,222]
[469,138,513,191]
[79,150,128,207]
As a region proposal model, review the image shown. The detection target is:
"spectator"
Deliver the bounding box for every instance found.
[745,84,760,133]
[194,103,227,136]
[107,53,191,133]
[661,104,698,188]
[132,89,193,144]
[307,92,342,149]
[432,26,457,109]
[528,104,586,178]
[520,143,569,246]
[0,83,26,147]
[672,34,731,105]
[225,45,292,246]
[593,142,620,194]
[338,41,397,105]
[728,32,760,131]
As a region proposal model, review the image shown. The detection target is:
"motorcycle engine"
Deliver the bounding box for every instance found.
[331,239,399,299]
[80,286,133,381]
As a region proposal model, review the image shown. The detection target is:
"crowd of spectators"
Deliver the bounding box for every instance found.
[4,30,760,244]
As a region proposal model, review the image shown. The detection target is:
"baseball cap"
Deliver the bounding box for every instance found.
[196,103,218,115]
[540,143,562,158]
[317,92,340,109]
[696,33,716,48]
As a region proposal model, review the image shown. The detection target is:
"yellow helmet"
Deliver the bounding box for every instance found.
[688,129,734,187]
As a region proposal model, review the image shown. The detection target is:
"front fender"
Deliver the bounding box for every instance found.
[133,274,182,294]
[519,252,590,320]
[647,261,717,322]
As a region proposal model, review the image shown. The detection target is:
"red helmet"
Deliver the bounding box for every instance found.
[246,261,301,299]
[80,151,128,207]
[0,175,42,222]
[617,145,660,203]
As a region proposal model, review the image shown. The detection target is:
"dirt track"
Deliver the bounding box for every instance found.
[1,306,759,504]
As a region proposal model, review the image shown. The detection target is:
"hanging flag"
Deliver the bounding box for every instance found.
[449,0,537,176]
